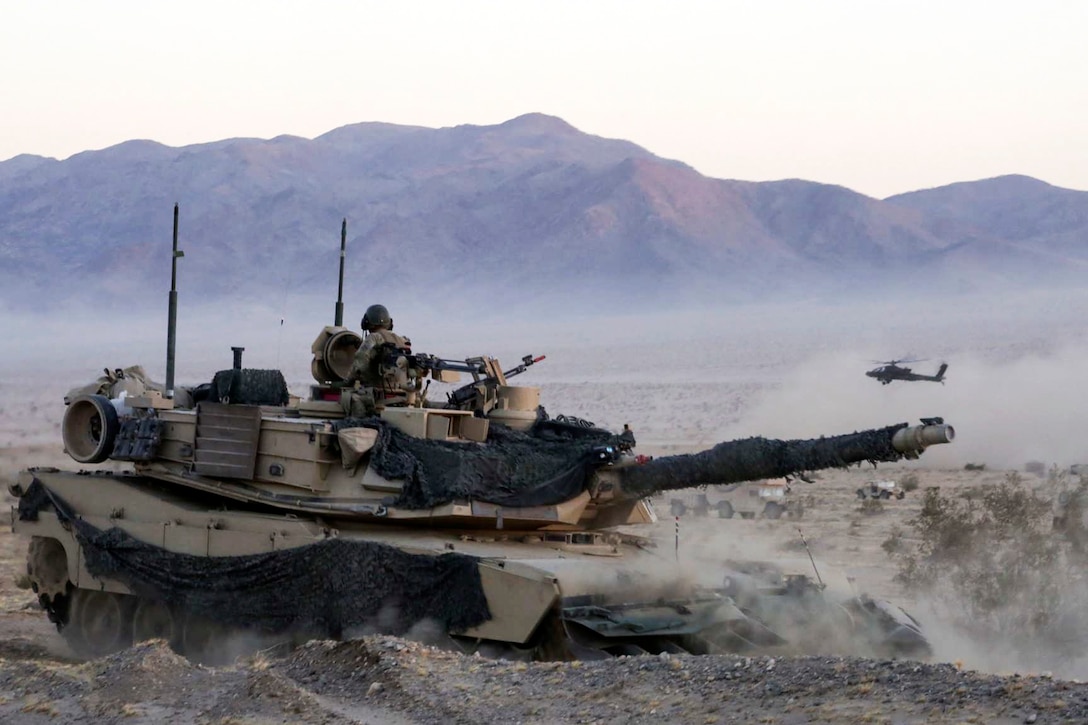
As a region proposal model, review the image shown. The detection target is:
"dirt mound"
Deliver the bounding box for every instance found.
[280,639,387,698]
[80,640,257,720]
[2,580,1088,724]
[277,636,1088,724]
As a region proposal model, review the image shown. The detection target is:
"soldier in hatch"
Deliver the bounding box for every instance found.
[347,304,414,414]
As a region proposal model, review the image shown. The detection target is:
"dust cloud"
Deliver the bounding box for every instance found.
[917,593,1088,680]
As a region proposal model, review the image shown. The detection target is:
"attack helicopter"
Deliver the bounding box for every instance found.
[866,359,948,385]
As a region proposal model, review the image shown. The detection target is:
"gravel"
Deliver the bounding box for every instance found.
[5,635,1080,724]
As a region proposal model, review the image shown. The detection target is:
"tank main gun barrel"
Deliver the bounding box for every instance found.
[613,421,954,500]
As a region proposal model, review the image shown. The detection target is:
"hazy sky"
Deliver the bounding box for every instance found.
[3,1,1085,198]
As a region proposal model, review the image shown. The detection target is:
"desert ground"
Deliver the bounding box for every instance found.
[1,293,1086,723]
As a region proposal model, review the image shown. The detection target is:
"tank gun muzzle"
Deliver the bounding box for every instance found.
[611,418,955,501]
[891,422,954,458]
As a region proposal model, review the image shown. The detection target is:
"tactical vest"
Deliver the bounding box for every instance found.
[356,330,412,389]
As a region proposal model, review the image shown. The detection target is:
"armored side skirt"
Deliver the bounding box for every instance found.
[11,469,560,648]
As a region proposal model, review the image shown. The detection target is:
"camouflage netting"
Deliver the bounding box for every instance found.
[619,423,910,499]
[205,368,290,406]
[333,414,630,510]
[19,478,490,637]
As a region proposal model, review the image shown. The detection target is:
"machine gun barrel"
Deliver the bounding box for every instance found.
[613,421,954,500]
[446,354,545,408]
[403,353,487,375]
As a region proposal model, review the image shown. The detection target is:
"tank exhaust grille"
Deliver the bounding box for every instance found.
[193,402,261,479]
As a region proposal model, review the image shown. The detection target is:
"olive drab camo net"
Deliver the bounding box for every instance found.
[332,414,630,509]
[18,478,491,637]
[618,423,910,499]
[205,369,290,406]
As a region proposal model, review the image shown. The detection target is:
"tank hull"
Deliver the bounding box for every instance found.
[12,468,928,663]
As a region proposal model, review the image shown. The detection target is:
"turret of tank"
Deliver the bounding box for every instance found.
[9,213,955,663]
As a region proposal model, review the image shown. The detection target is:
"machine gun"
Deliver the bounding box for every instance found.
[386,351,490,377]
[374,349,544,417]
[446,354,546,411]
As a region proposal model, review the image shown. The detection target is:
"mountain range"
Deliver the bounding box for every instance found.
[1,113,1086,313]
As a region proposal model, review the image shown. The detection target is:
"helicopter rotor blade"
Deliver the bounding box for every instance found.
[870,357,926,365]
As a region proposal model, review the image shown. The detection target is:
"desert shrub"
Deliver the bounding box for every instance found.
[899,472,921,492]
[1052,474,1088,555]
[955,485,987,503]
[892,472,1088,661]
[881,526,905,555]
[858,498,884,516]
[963,462,986,471]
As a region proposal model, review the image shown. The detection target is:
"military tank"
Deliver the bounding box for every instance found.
[10,216,955,663]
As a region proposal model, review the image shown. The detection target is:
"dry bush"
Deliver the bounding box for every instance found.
[1053,472,1088,555]
[858,498,884,516]
[881,525,905,555]
[892,472,1088,661]
[899,472,921,492]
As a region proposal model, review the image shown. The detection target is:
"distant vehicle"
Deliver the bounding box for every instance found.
[857,480,906,501]
[670,480,801,520]
[866,359,948,385]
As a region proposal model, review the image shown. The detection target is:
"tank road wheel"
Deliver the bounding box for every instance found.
[62,394,120,463]
[64,589,135,658]
[27,536,70,602]
[132,599,178,645]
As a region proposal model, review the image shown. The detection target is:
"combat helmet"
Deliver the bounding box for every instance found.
[362,304,393,332]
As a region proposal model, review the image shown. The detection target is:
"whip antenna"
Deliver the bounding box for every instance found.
[334,218,346,326]
[165,203,184,398]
